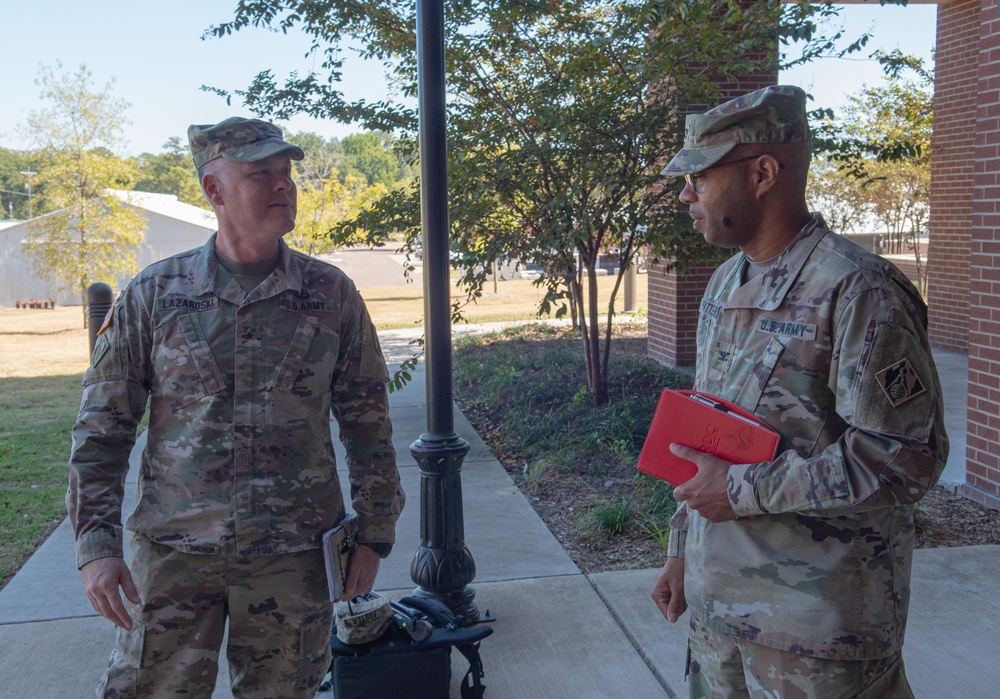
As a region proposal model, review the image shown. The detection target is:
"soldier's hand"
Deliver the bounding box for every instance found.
[343,545,381,599]
[671,444,739,523]
[652,557,687,623]
[81,557,140,630]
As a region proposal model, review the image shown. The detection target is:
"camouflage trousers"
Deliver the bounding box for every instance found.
[96,535,332,699]
[686,615,915,699]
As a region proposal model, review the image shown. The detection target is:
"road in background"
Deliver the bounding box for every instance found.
[318,247,421,289]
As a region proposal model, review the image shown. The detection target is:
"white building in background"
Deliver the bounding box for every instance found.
[0,192,216,307]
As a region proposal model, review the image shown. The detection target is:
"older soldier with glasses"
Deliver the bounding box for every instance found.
[68,117,405,698]
[651,86,948,698]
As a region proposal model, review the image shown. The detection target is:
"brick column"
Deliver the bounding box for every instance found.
[647,74,777,368]
[926,0,980,351]
[648,261,715,368]
[963,0,1000,510]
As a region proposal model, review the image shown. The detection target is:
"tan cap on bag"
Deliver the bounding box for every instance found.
[187,116,305,169]
[662,85,810,177]
[335,592,393,645]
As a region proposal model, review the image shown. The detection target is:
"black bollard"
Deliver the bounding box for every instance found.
[86,283,114,358]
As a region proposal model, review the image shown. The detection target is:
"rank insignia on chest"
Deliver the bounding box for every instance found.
[875,358,927,407]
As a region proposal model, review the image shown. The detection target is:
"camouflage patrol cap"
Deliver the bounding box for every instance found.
[662,85,810,176]
[187,116,305,169]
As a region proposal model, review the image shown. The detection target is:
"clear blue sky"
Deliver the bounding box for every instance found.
[0,1,937,156]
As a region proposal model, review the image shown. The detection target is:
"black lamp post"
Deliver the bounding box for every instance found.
[408,0,489,623]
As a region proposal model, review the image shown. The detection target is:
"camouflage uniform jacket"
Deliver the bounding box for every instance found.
[67,235,404,568]
[667,214,948,660]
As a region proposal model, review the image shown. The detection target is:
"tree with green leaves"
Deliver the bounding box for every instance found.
[289,169,388,256]
[207,0,879,404]
[21,63,146,320]
[341,132,401,187]
[285,130,346,189]
[0,148,50,220]
[134,137,206,208]
[805,158,873,240]
[810,49,932,294]
[281,130,406,255]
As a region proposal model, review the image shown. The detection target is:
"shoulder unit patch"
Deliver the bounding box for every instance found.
[875,358,927,407]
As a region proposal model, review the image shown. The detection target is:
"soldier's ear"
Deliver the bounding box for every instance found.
[752,154,783,199]
[201,172,225,207]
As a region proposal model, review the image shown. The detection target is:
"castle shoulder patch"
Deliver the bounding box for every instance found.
[875,358,927,407]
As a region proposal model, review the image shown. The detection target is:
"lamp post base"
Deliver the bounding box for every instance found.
[409,434,494,624]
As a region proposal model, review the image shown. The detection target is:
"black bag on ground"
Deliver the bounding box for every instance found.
[322,596,493,699]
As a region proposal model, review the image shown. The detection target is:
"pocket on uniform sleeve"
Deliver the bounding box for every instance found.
[82,307,125,385]
[850,319,934,441]
[357,315,389,381]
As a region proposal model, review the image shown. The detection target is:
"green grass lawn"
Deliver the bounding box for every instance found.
[0,375,84,584]
[361,273,648,330]
[0,308,90,590]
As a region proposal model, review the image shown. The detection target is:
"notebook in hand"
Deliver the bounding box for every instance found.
[322,513,358,602]
[636,389,780,486]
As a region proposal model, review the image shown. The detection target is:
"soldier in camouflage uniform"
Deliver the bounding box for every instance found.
[67,116,405,698]
[650,86,948,697]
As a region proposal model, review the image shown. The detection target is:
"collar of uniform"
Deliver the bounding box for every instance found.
[240,240,304,302]
[720,255,760,309]
[196,233,223,297]
[196,235,305,301]
[275,240,304,295]
[754,214,829,311]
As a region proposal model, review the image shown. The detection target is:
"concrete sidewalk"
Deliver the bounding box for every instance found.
[0,325,996,698]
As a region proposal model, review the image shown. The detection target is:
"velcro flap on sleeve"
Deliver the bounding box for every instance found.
[849,319,935,442]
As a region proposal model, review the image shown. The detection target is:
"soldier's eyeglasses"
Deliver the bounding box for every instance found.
[683,155,784,194]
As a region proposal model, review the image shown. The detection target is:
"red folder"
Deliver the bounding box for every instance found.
[636,389,780,486]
